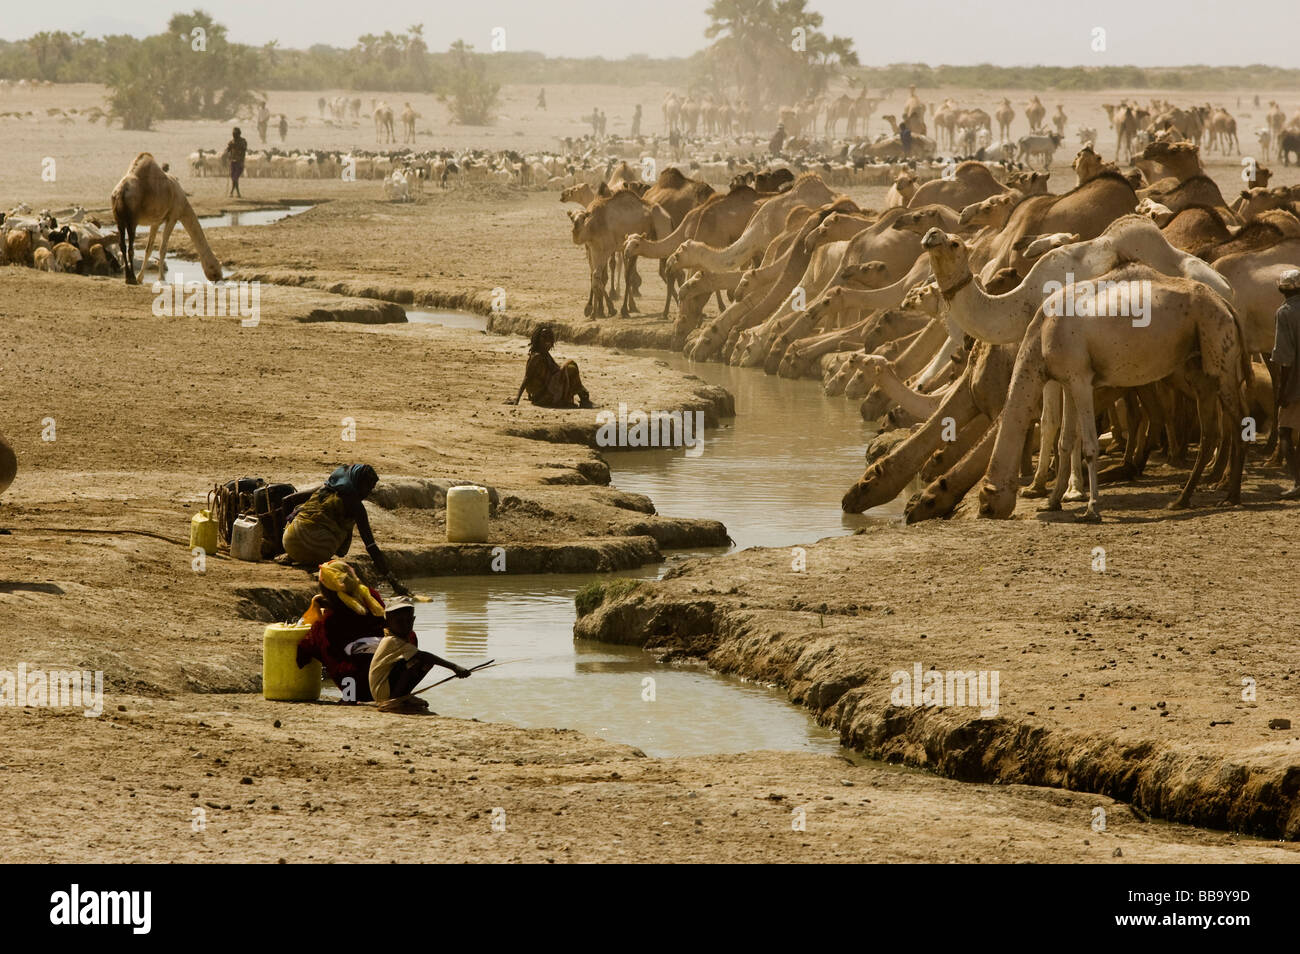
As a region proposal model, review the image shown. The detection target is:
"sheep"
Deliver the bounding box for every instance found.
[33,246,54,271]
[52,242,82,273]
[3,229,33,267]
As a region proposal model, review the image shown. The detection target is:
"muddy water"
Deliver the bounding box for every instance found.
[401,313,903,756]
[160,204,312,283]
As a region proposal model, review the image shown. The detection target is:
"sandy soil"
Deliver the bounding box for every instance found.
[3,82,1299,862]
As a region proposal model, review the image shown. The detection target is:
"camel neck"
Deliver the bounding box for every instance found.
[939,272,973,301]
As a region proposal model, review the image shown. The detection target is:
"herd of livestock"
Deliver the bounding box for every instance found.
[560,126,1300,522]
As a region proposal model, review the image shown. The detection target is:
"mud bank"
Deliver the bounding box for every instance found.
[576,516,1300,840]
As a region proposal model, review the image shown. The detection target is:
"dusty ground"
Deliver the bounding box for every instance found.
[2,82,1299,862]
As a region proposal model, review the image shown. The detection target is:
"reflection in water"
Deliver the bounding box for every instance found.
[410,571,843,759]
[610,351,903,551]
[405,311,490,330]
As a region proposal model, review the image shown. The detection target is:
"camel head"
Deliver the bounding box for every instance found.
[842,466,884,513]
[978,480,1017,519]
[958,192,1015,228]
[901,280,941,316]
[892,207,948,235]
[920,227,971,288]
[1134,197,1174,227]
[984,267,1023,295]
[905,479,956,524]
[843,260,889,289]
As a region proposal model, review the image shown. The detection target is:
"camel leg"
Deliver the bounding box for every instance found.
[1045,391,1078,512]
[621,254,638,318]
[1168,375,1218,510]
[906,420,997,524]
[1068,379,1103,522]
[155,218,178,281]
[1025,382,1063,497]
[138,225,159,282]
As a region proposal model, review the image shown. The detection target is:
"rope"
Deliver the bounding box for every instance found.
[18,526,196,548]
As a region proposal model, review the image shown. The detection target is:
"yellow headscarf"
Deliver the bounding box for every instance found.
[316,559,385,617]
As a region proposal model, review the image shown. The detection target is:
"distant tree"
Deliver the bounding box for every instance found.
[702,0,856,107]
[438,40,499,125]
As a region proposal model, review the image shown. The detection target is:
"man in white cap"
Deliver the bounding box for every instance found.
[1271,268,1300,499]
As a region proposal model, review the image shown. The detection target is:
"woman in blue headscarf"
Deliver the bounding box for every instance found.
[281,464,409,595]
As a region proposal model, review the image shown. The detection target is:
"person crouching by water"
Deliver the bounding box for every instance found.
[221,126,247,198]
[282,464,411,596]
[507,325,594,408]
[296,560,470,711]
[1271,269,1300,499]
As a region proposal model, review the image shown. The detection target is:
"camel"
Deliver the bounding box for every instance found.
[907,161,1007,212]
[663,92,681,133]
[570,189,671,318]
[1051,105,1068,137]
[1265,101,1287,159]
[1208,107,1239,154]
[846,90,878,137]
[885,170,918,208]
[842,342,1015,513]
[994,99,1015,141]
[1159,204,1234,253]
[643,167,714,231]
[0,432,14,504]
[922,218,1232,347]
[978,265,1246,520]
[873,115,937,158]
[1103,103,1140,162]
[110,153,222,286]
[666,174,835,276]
[981,171,1138,278]
[623,184,762,319]
[825,92,853,137]
[401,103,418,144]
[1025,96,1046,131]
[373,102,395,144]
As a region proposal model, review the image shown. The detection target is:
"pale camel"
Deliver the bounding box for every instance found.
[1265,101,1286,159]
[1025,96,1046,131]
[978,265,1247,520]
[373,102,395,144]
[885,170,918,208]
[401,103,418,144]
[110,152,222,286]
[1051,105,1068,137]
[1102,103,1139,162]
[995,99,1015,141]
[663,92,681,133]
[922,218,1232,347]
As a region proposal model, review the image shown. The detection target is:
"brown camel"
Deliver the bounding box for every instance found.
[907,161,1007,212]
[110,152,222,286]
[982,171,1138,277]
[569,189,671,318]
[623,183,762,318]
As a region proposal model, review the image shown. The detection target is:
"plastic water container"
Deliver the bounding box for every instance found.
[231,514,263,561]
[262,622,321,701]
[446,485,490,543]
[190,509,219,555]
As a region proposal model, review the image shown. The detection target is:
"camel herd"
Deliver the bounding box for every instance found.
[562,130,1300,522]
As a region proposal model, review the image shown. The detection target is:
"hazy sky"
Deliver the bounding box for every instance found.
[4,0,1297,67]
